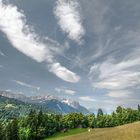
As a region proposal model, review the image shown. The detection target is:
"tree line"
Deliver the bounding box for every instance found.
[0,105,140,140]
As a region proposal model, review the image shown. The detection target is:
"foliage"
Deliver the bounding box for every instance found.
[1,105,140,140]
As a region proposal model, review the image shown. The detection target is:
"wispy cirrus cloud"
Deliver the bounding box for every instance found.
[0,50,6,56]
[49,63,80,83]
[79,96,96,102]
[55,87,76,95]
[5,89,12,92]
[12,80,40,90]
[90,56,140,91]
[85,0,140,98]
[84,1,140,107]
[89,30,140,101]
[54,0,85,43]
[107,90,132,98]
[0,0,80,83]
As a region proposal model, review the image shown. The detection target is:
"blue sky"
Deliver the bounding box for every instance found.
[0,0,140,112]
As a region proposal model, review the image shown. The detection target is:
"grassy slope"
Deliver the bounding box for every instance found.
[63,122,140,140]
[45,128,87,140]
[45,122,140,140]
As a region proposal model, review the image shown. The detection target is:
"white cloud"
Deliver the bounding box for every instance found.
[79,96,96,102]
[91,58,140,90]
[0,1,80,83]
[49,63,80,83]
[0,50,6,56]
[107,90,132,98]
[64,89,76,95]
[5,89,12,92]
[13,80,40,90]
[85,12,140,109]
[54,0,85,43]
[0,1,52,63]
[86,0,140,93]
[55,87,76,95]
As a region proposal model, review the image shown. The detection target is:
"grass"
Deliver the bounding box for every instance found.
[45,121,140,140]
[44,128,87,140]
[62,122,140,140]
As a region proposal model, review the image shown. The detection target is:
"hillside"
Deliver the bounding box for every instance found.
[53,122,140,140]
[0,95,51,119]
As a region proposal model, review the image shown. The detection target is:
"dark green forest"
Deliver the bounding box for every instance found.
[1,105,140,140]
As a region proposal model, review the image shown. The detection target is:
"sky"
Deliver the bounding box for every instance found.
[0,0,140,112]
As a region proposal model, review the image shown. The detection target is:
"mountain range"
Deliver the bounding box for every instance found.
[0,90,90,117]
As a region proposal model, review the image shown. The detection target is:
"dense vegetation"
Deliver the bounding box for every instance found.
[0,105,140,140]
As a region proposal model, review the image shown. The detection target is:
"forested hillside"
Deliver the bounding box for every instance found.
[0,106,140,140]
[0,95,52,119]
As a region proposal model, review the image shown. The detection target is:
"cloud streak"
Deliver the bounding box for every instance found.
[90,56,140,91]
[55,87,76,95]
[89,30,140,102]
[79,96,96,102]
[107,90,132,98]
[54,0,85,43]
[49,63,80,83]
[13,80,40,90]
[0,50,6,56]
[0,0,80,83]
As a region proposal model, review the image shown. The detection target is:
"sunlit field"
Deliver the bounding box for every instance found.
[47,122,140,140]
